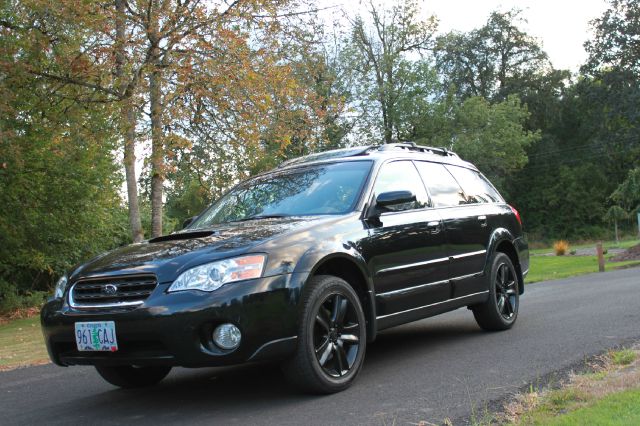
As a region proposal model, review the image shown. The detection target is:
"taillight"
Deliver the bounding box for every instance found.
[509,205,522,226]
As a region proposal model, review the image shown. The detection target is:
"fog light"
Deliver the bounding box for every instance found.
[212,323,241,350]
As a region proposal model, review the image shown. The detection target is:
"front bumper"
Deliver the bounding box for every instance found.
[41,273,307,368]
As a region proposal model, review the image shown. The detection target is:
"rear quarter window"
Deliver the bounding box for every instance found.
[414,161,466,207]
[445,165,504,204]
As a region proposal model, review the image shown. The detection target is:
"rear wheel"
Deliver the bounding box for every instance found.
[282,275,367,394]
[472,252,519,331]
[95,365,171,388]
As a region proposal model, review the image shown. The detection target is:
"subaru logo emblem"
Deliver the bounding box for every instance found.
[103,284,118,295]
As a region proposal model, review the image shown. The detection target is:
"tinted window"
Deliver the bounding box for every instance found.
[372,161,429,212]
[191,161,372,227]
[414,161,466,207]
[446,165,503,204]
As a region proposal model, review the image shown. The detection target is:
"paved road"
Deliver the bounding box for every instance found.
[2,268,639,425]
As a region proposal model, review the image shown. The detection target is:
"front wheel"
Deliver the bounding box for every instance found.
[471,252,519,331]
[282,275,367,394]
[95,365,171,388]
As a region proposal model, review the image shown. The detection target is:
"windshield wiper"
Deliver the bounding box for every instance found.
[237,214,290,222]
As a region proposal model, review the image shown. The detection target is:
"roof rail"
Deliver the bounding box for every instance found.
[377,142,459,158]
[277,146,374,168]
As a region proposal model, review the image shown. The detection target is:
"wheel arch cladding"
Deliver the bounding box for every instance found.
[310,255,377,342]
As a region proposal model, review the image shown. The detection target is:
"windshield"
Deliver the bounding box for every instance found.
[190,161,372,227]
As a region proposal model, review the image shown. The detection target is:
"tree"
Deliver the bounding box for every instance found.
[2,0,150,242]
[0,32,129,293]
[435,9,550,101]
[583,0,640,225]
[583,0,640,77]
[604,205,628,243]
[347,0,437,143]
[412,95,539,192]
[611,168,640,211]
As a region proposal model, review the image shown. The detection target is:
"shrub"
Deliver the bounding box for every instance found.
[569,249,577,255]
[0,280,48,315]
[553,240,569,256]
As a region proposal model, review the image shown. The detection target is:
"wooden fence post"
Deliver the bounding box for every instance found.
[596,242,605,273]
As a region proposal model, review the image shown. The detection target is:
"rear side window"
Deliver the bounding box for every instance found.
[372,160,429,211]
[414,161,466,207]
[445,165,503,204]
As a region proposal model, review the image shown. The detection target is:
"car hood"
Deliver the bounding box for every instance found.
[71,216,335,282]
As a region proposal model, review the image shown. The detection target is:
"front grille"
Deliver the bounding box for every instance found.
[69,275,157,309]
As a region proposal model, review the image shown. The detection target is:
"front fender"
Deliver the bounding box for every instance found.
[294,246,372,290]
[293,244,378,341]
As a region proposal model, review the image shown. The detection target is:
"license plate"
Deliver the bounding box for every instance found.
[75,321,118,352]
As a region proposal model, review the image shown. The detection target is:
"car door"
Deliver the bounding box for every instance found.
[361,160,450,317]
[415,161,494,298]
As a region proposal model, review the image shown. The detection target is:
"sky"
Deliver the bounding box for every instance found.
[319,0,609,71]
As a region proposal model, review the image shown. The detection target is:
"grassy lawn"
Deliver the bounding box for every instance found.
[527,255,640,283]
[515,388,640,426]
[507,349,640,426]
[529,238,640,256]
[0,316,49,371]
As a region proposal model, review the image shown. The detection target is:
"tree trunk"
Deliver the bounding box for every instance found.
[123,100,144,242]
[149,56,164,238]
[614,220,619,244]
[115,0,143,242]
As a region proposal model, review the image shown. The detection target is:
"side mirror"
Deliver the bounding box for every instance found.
[375,190,416,208]
[182,216,198,229]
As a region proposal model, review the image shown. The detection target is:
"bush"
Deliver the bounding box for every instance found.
[554,240,570,256]
[0,280,48,315]
[569,249,577,255]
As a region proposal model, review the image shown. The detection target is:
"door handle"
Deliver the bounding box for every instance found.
[427,221,441,234]
[477,215,487,227]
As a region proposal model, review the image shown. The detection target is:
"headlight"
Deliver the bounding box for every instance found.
[54,274,68,299]
[168,254,266,293]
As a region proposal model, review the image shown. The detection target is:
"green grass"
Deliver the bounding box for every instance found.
[526,255,640,283]
[518,388,640,425]
[529,238,640,256]
[611,349,637,366]
[0,316,49,370]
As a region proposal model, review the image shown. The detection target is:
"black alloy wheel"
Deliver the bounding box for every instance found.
[471,252,519,331]
[495,262,518,321]
[282,275,367,394]
[313,293,361,378]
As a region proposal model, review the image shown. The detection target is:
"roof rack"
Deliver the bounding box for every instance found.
[277,146,374,168]
[377,142,459,157]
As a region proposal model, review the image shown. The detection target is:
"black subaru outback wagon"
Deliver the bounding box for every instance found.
[42,143,529,393]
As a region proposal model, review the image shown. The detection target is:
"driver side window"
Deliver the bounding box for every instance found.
[373,161,430,212]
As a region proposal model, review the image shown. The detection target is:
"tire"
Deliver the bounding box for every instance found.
[471,252,519,331]
[282,275,367,394]
[95,365,171,388]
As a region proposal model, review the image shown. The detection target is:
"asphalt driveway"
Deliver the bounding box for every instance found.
[1,267,639,425]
